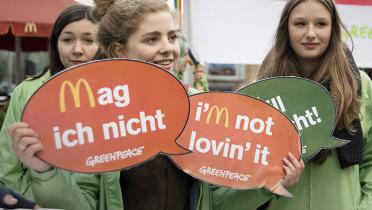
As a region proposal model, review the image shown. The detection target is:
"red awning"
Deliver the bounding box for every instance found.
[0,0,76,37]
[0,31,49,51]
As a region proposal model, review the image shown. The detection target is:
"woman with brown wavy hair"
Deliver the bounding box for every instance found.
[262,0,372,209]
[258,0,359,134]
[213,0,372,210]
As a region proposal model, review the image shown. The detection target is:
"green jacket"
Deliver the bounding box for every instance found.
[0,72,212,210]
[212,71,372,210]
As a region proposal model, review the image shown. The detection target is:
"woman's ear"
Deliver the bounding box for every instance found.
[113,43,126,57]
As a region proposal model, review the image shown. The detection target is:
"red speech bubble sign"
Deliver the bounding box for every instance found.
[171,92,301,196]
[22,59,190,173]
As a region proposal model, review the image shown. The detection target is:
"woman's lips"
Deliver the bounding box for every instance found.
[154,60,173,71]
[302,43,318,49]
[70,60,85,65]
[157,63,172,71]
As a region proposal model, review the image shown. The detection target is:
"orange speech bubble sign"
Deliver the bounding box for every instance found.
[22,59,190,173]
[171,92,301,196]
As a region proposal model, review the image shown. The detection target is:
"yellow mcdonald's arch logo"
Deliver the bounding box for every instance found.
[206,106,229,128]
[24,22,37,34]
[59,79,96,113]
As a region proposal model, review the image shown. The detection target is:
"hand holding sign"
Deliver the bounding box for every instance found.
[171,92,301,196]
[237,77,349,161]
[22,59,190,173]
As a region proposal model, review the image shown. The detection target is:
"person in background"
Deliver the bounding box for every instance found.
[213,0,372,209]
[193,64,209,91]
[0,4,99,209]
[175,35,191,81]
[175,36,209,91]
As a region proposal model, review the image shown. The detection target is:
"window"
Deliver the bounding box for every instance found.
[205,63,245,81]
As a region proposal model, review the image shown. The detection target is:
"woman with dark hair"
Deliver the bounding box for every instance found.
[0,4,99,209]
[213,0,372,210]
[40,3,98,76]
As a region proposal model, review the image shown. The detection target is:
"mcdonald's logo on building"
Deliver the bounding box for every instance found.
[24,22,37,34]
[206,106,229,128]
[59,79,96,113]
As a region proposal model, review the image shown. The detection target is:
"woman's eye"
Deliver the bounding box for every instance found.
[169,34,178,42]
[317,22,328,27]
[145,37,158,44]
[295,22,306,27]
[62,38,73,43]
[83,38,95,44]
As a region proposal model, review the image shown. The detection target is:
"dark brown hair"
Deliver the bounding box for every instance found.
[31,4,98,79]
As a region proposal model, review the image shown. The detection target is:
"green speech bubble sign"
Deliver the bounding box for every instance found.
[237,77,349,161]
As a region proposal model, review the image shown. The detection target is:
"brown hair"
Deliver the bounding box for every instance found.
[258,0,360,133]
[93,0,172,58]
